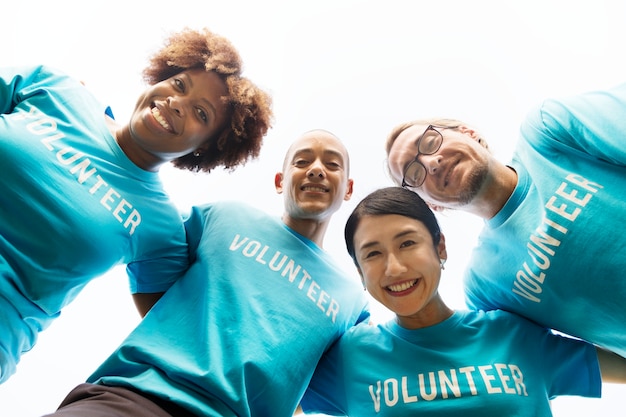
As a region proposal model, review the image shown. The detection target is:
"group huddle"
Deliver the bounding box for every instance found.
[1,26,625,417]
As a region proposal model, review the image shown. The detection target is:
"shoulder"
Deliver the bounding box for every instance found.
[1,64,78,92]
[27,64,76,85]
[189,199,263,218]
[184,200,274,235]
[337,320,384,349]
[465,308,521,324]
[465,309,550,337]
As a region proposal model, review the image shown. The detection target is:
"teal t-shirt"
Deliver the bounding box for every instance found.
[464,82,626,357]
[0,65,188,383]
[301,310,600,416]
[88,201,370,417]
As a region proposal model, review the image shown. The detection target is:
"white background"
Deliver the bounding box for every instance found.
[2,0,625,415]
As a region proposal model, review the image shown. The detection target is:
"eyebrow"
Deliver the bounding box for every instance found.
[405,139,420,162]
[398,128,425,172]
[357,229,416,252]
[411,128,429,149]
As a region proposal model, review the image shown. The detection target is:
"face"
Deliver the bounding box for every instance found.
[128,68,230,164]
[354,214,446,327]
[275,131,353,221]
[387,124,490,210]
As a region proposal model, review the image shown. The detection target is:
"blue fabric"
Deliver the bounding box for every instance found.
[301,310,600,416]
[0,65,188,383]
[464,82,626,357]
[88,200,370,417]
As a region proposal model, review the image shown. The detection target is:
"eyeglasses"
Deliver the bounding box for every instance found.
[401,125,444,189]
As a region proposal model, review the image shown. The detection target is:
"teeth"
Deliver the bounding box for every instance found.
[302,186,327,192]
[151,107,171,130]
[388,280,417,292]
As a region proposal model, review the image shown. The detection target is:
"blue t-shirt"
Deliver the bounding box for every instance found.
[464,83,626,357]
[0,65,188,382]
[301,310,600,416]
[87,200,370,417]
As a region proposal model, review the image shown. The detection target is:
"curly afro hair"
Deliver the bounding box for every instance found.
[143,27,273,172]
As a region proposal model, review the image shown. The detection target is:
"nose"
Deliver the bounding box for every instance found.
[421,153,441,176]
[307,160,325,179]
[167,96,184,116]
[385,252,407,277]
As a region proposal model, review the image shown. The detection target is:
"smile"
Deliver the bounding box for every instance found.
[151,107,171,131]
[387,279,418,292]
[301,185,328,193]
[443,158,460,188]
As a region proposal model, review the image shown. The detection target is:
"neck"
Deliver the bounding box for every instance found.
[281,215,330,247]
[396,296,454,330]
[111,123,163,172]
[470,163,517,219]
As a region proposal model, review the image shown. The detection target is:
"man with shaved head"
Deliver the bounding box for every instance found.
[45,129,369,417]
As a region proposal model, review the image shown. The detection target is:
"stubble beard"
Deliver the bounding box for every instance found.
[455,164,490,207]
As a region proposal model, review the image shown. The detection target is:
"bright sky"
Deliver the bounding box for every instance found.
[2,0,625,415]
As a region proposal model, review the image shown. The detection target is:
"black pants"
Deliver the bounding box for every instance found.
[43,383,197,417]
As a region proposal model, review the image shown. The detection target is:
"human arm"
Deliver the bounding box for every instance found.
[127,256,185,319]
[521,82,626,165]
[125,208,195,318]
[596,347,626,383]
[293,405,304,415]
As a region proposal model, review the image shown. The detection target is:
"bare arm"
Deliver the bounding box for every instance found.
[596,347,626,383]
[132,292,165,317]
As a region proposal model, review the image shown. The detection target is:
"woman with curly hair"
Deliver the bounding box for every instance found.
[0,27,273,384]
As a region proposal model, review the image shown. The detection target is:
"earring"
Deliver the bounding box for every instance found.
[440,259,446,270]
[193,150,202,157]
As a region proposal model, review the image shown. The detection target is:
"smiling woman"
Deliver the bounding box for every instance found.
[129,28,273,173]
[2,1,626,416]
[121,69,231,171]
[0,26,272,387]
[299,187,626,416]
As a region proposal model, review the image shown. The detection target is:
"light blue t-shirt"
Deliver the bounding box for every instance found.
[0,65,188,383]
[88,201,370,417]
[301,310,600,416]
[464,83,626,357]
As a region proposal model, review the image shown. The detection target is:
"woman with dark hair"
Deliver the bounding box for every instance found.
[0,27,272,384]
[300,187,626,416]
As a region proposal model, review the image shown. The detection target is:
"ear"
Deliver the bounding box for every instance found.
[457,125,479,139]
[343,178,354,201]
[274,172,284,194]
[457,125,487,148]
[191,146,206,157]
[437,232,448,261]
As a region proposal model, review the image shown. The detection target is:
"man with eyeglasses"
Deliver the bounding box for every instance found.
[384,82,626,361]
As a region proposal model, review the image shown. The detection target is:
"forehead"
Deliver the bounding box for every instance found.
[177,68,228,96]
[354,214,430,247]
[286,131,348,161]
[387,124,428,180]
